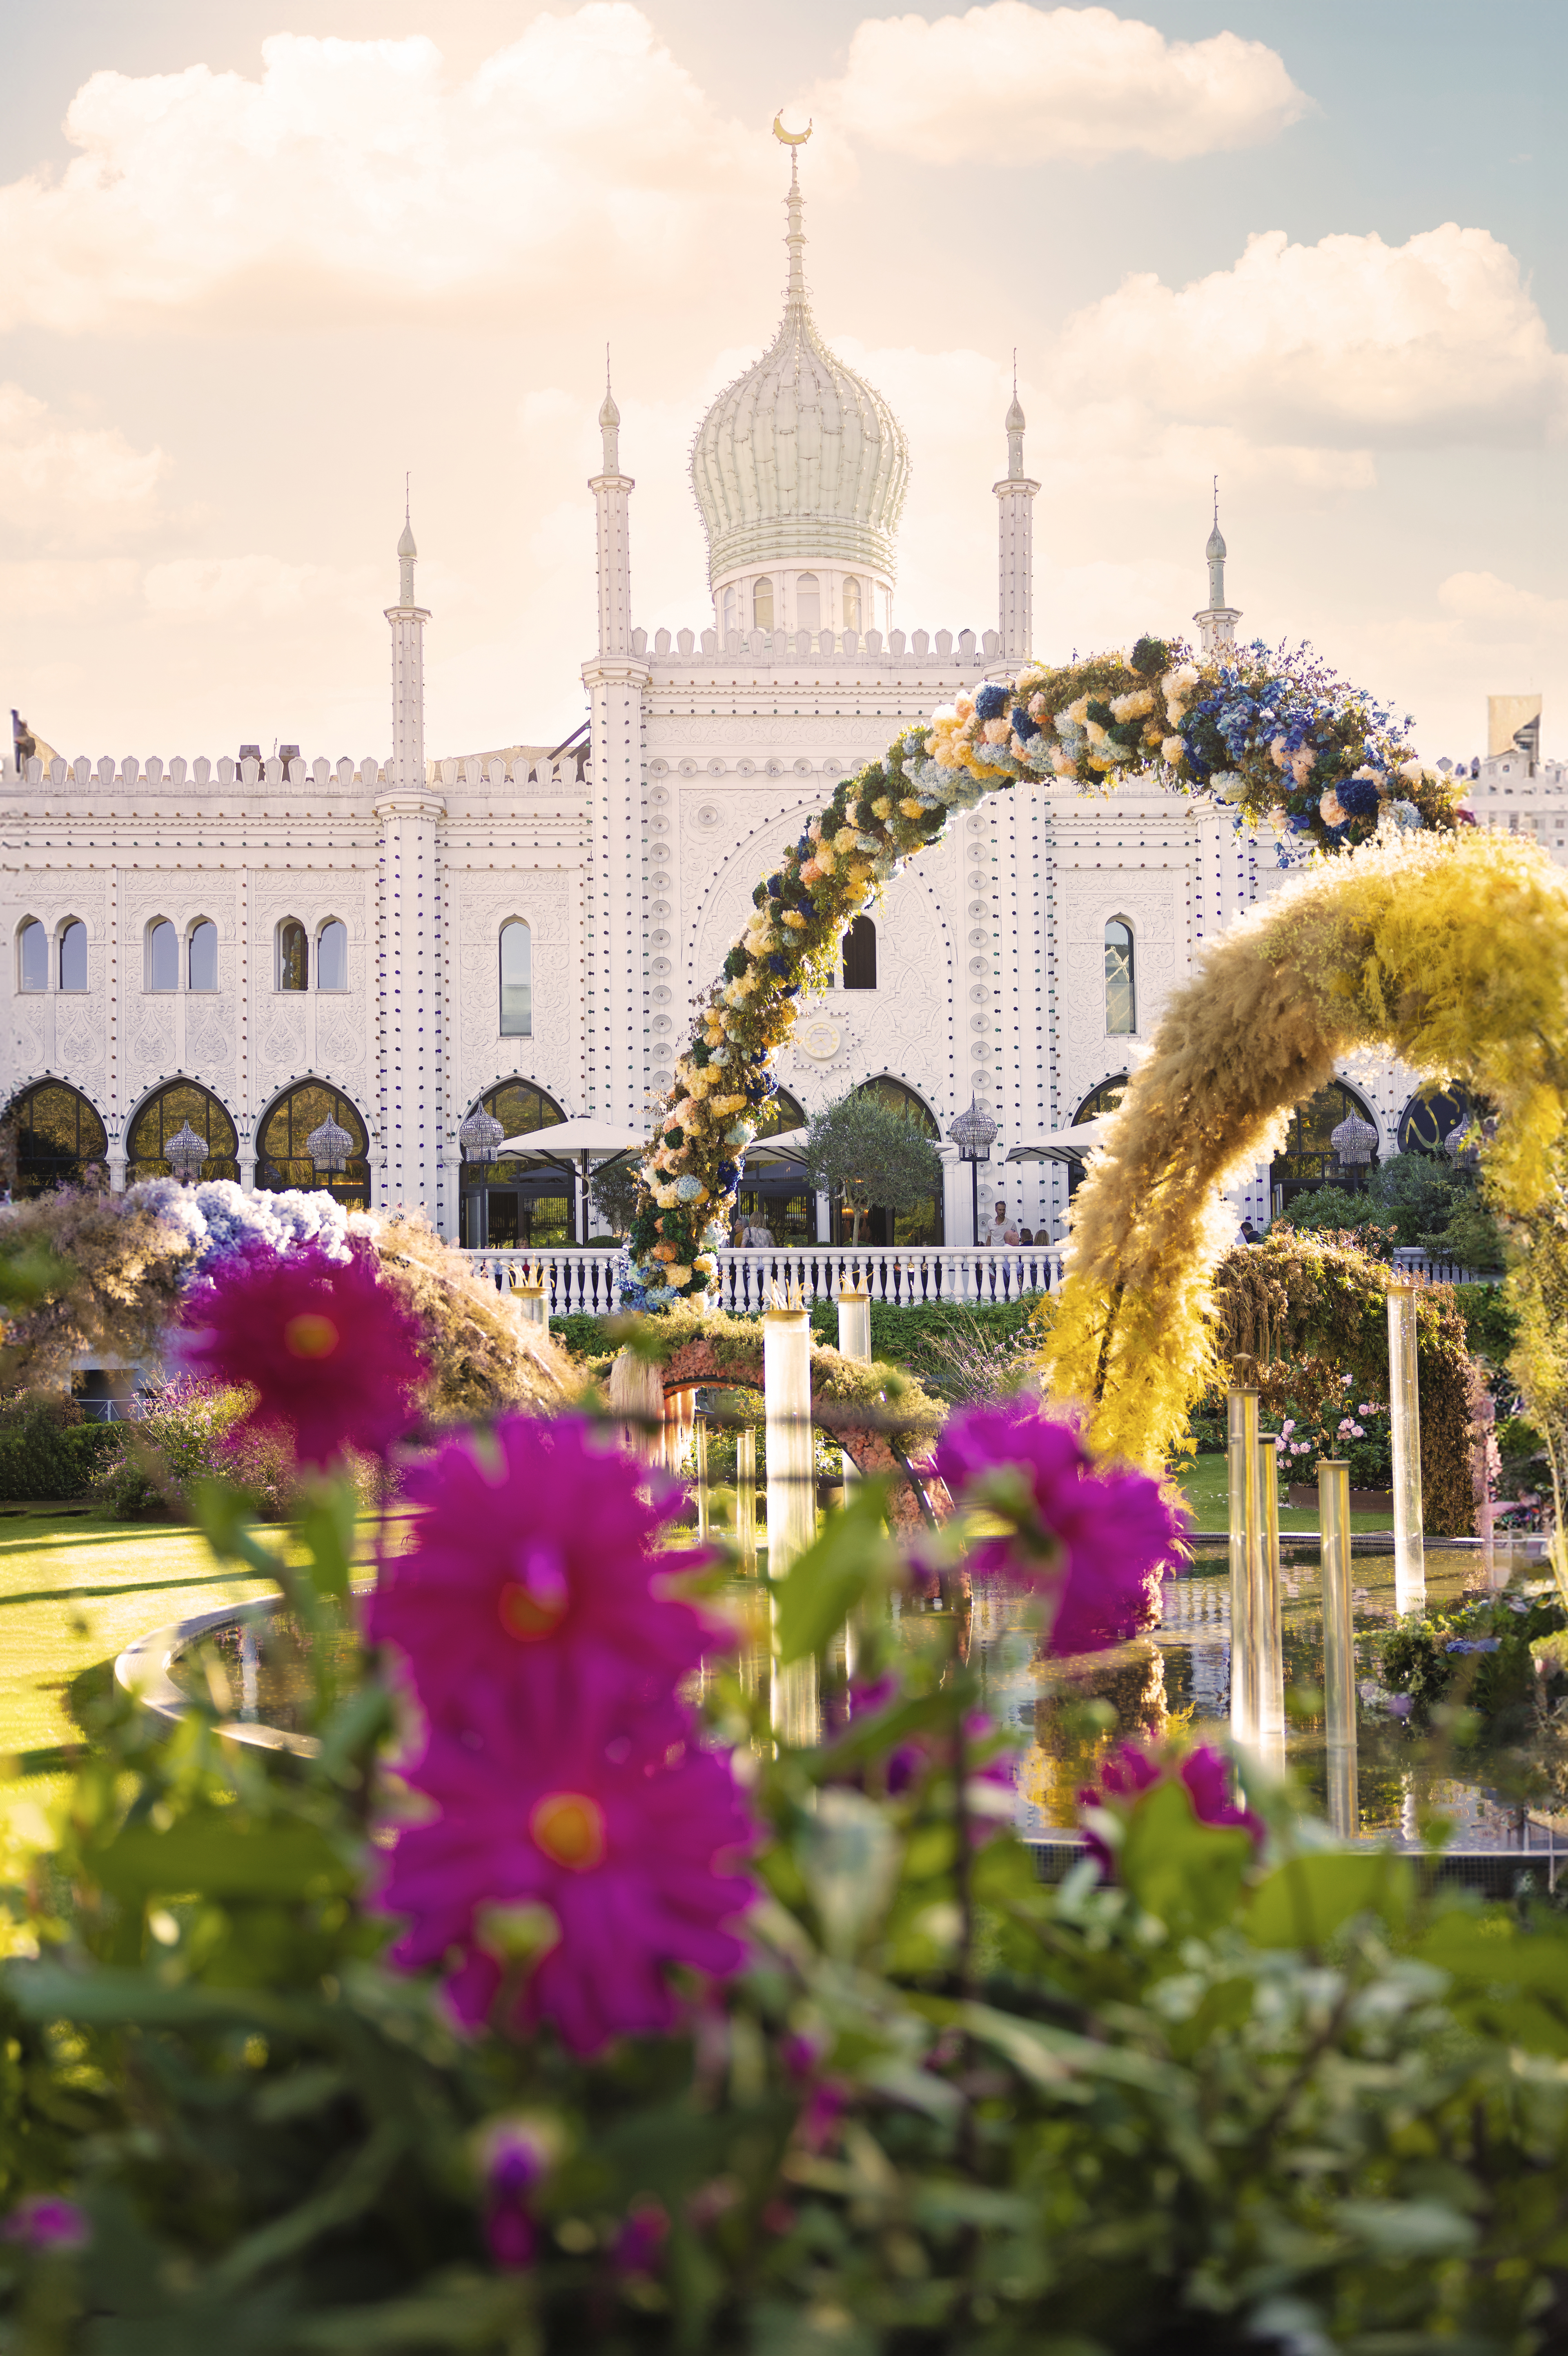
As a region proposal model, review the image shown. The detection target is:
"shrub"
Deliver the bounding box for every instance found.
[86,1379,297,1519]
[0,1395,121,1500]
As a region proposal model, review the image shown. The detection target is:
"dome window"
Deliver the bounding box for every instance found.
[843,576,862,632]
[795,574,820,632]
[753,578,774,633]
[722,586,737,636]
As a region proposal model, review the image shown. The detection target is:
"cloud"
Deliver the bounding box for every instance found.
[1059,225,1568,445]
[0,8,775,332]
[1437,570,1568,639]
[0,384,165,546]
[819,2,1307,165]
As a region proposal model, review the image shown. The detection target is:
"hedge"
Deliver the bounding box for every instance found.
[0,1412,123,1500]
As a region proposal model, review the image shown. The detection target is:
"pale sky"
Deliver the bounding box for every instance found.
[2,0,1564,767]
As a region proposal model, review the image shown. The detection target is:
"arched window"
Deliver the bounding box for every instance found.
[126,1081,238,1185]
[500,920,532,1036]
[17,920,46,992]
[58,922,87,992]
[3,1082,107,1196]
[458,1078,567,1249]
[256,1080,370,1209]
[1071,1076,1129,1126]
[1398,1085,1474,1157]
[722,586,737,636]
[752,1086,807,1141]
[317,919,347,992]
[277,920,307,991]
[147,920,178,993]
[1105,918,1135,1035]
[753,577,774,632]
[1271,1080,1379,1213]
[842,576,862,632]
[795,573,820,632]
[187,920,217,992]
[842,1077,944,1245]
[842,914,877,990]
[733,1087,812,1245]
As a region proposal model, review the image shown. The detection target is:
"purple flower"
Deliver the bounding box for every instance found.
[481,2121,552,2271]
[612,2201,670,2278]
[368,1416,720,1736]
[2,2196,89,2251]
[378,1699,756,2057]
[179,1240,428,1466]
[1078,1740,1265,1878]
[935,1399,1185,1654]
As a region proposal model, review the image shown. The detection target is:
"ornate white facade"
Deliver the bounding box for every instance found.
[2,153,1462,1245]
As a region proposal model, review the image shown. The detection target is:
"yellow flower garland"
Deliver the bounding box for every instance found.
[1040,830,1568,1591]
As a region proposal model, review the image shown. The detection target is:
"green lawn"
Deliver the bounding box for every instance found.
[1176,1452,1393,1536]
[0,1507,276,1792]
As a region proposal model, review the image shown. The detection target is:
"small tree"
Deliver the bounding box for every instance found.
[588,1154,641,1238]
[807,1091,942,1245]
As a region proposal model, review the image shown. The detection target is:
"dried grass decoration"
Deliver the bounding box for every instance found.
[627,635,1463,1308]
[1038,831,1568,1563]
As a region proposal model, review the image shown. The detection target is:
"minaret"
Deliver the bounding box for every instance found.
[591,363,633,657]
[376,498,445,1225]
[1193,482,1241,657]
[582,359,652,1131]
[993,368,1038,664]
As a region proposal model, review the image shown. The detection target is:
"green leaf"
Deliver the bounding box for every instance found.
[1245,1850,1415,1950]
[800,1787,900,1959]
[1332,2197,1479,2260]
[89,1813,353,1903]
[191,1479,288,1583]
[1118,1778,1255,1937]
[295,1477,359,1603]
[772,1482,895,1666]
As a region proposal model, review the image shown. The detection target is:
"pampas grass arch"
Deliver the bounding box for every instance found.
[1037,831,1568,1587]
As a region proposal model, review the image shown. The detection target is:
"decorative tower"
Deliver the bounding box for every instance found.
[376,504,446,1222]
[582,363,651,1129]
[994,374,1038,664]
[1193,484,1241,657]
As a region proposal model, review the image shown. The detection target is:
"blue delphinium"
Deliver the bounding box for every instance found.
[973,681,1009,722]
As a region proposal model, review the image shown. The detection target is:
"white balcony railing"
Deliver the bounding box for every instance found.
[463,1243,1065,1319]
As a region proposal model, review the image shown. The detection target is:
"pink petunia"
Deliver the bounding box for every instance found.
[378,1699,755,2057]
[367,1416,721,1733]
[934,1399,1186,1655]
[2,2197,89,2251]
[179,1241,428,1467]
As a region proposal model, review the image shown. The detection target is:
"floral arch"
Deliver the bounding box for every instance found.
[628,634,1462,1303]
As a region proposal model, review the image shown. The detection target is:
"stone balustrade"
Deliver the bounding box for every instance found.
[464,1242,1064,1319]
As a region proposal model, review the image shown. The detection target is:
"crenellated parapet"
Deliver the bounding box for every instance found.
[5,750,591,797]
[636,625,1007,672]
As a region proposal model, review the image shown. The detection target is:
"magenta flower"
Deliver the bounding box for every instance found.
[180,1242,428,1466]
[379,1702,755,2056]
[2,2196,89,2251]
[367,1416,719,1732]
[1078,1739,1265,1877]
[481,2121,552,2271]
[935,1399,1185,1655]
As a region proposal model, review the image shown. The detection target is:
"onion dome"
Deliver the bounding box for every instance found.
[690,151,909,582]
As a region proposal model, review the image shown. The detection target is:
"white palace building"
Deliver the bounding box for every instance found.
[0,149,1518,1267]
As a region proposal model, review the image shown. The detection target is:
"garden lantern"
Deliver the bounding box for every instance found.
[163,1121,208,1184]
[1443,1113,1481,1170]
[305,1113,354,1179]
[1330,1110,1378,1189]
[948,1093,998,1245]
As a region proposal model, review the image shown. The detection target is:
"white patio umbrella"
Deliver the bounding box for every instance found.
[1004,1114,1113,1169]
[498,1118,648,1245]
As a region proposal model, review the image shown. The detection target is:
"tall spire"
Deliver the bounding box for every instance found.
[1004,352,1027,480]
[1194,479,1239,657]
[599,345,620,473]
[396,474,417,608]
[773,113,813,307]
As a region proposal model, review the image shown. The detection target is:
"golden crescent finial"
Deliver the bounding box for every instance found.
[772,112,813,145]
